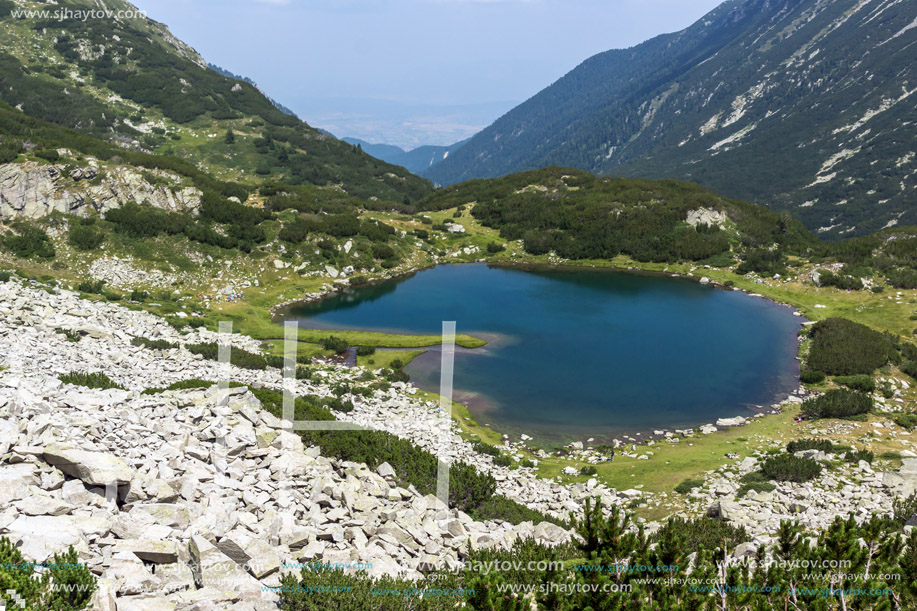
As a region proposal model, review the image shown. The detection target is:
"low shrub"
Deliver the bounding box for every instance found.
[0,270,10,282]
[59,371,124,390]
[34,148,60,161]
[68,223,105,251]
[468,495,568,528]
[493,454,513,468]
[801,389,873,419]
[486,241,506,253]
[786,438,835,453]
[800,370,826,384]
[356,345,376,356]
[166,316,209,330]
[896,413,917,430]
[833,374,875,393]
[371,243,395,260]
[320,336,350,353]
[77,279,105,294]
[54,328,82,343]
[735,248,785,276]
[248,385,535,524]
[277,566,454,611]
[318,395,353,413]
[131,337,177,350]
[901,361,917,381]
[129,290,149,302]
[674,478,704,494]
[653,517,750,550]
[186,342,267,370]
[471,441,501,457]
[739,471,770,484]
[878,380,896,398]
[736,481,776,498]
[578,465,597,476]
[818,270,862,290]
[3,223,55,259]
[845,449,874,464]
[761,454,822,482]
[142,379,217,394]
[387,369,409,383]
[888,269,917,290]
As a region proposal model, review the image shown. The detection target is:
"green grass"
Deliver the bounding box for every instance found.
[198,303,486,349]
[295,328,486,349]
[534,409,797,494]
[358,349,425,369]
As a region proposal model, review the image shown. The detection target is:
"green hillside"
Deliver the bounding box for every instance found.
[0,0,431,203]
[421,167,917,287]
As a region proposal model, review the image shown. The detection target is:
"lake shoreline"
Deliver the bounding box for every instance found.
[271,259,810,448]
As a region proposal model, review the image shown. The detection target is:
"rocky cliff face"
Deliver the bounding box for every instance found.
[0,160,201,220]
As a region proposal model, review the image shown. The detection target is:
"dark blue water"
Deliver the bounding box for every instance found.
[283,264,802,443]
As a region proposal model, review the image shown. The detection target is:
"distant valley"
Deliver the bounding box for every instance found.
[343,137,468,175]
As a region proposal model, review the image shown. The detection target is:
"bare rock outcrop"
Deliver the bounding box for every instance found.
[0,161,201,220]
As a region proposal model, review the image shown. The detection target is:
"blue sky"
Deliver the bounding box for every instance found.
[133,0,725,148]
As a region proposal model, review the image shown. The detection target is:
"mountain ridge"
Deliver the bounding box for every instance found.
[424,0,917,239]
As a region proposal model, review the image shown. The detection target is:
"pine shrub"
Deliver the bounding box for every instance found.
[761,454,822,482]
[674,478,704,494]
[186,342,267,370]
[59,371,124,390]
[833,374,875,393]
[0,538,96,610]
[131,337,177,350]
[786,438,835,453]
[806,318,896,375]
[801,389,872,419]
[800,370,826,384]
[653,516,750,550]
[319,336,350,353]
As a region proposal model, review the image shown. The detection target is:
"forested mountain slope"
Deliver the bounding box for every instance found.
[425,0,917,239]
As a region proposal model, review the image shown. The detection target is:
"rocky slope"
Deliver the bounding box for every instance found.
[0,276,592,609]
[1,271,915,607]
[425,0,917,239]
